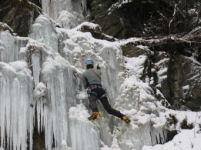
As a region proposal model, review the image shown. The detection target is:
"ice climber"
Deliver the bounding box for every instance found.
[82,58,131,124]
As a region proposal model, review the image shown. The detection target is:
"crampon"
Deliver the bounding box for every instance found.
[88,112,101,122]
[122,116,131,124]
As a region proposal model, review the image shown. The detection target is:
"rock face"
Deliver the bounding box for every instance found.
[0,22,14,33]
[156,51,201,111]
[0,0,41,36]
[120,34,201,111]
[88,0,132,38]
[88,0,201,38]
[153,38,201,110]
[168,54,201,110]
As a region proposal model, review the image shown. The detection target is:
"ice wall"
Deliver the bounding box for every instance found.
[0,29,34,150]
[69,104,100,150]
[41,0,85,28]
[0,31,28,62]
[42,0,73,20]
[25,38,79,149]
[27,16,106,149]
[0,1,169,150]
[29,15,59,52]
[0,61,34,150]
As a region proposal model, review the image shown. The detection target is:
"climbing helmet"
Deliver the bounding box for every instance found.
[85,58,94,65]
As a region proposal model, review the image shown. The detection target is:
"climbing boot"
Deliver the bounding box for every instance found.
[122,116,131,124]
[88,112,101,122]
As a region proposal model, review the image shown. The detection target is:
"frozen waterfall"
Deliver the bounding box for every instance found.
[0,0,169,150]
[0,60,34,150]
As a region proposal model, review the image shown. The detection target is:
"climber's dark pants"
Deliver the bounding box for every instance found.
[88,85,124,119]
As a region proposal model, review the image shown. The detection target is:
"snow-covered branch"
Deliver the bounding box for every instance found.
[169,3,178,30]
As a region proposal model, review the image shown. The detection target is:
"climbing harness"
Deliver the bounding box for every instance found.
[87,84,102,96]
[99,93,107,100]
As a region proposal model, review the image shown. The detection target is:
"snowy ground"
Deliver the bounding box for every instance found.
[142,110,201,150]
[143,129,201,150]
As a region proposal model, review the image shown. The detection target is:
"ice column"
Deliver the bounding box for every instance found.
[0,61,34,150]
[0,31,28,62]
[41,0,73,19]
[29,42,78,150]
[29,15,59,52]
[41,0,85,29]
[69,104,100,150]
[42,59,76,149]
[100,46,124,105]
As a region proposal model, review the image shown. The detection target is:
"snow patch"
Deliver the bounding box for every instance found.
[143,129,201,150]
[34,82,47,99]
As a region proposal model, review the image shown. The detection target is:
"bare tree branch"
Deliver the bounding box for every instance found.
[169,3,178,30]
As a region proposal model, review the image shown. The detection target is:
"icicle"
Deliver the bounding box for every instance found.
[41,0,73,19]
[0,31,28,62]
[28,44,78,150]
[69,104,100,150]
[29,15,59,52]
[0,62,34,150]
